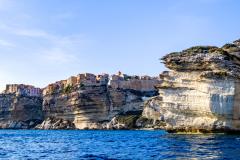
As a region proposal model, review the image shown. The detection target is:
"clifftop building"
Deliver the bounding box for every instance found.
[109,72,161,92]
[41,72,160,96]
[4,84,42,97]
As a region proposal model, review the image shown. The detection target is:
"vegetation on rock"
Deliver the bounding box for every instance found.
[63,85,73,94]
[182,46,218,53]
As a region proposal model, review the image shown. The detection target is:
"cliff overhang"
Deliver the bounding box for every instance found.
[142,39,240,133]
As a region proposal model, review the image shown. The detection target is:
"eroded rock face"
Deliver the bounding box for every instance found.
[39,74,159,129]
[35,117,75,129]
[0,94,43,129]
[41,84,111,129]
[0,73,159,130]
[142,40,240,133]
[161,46,240,78]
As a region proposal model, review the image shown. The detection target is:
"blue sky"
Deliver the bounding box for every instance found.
[0,0,240,91]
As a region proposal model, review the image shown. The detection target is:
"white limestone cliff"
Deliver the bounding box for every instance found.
[141,39,240,133]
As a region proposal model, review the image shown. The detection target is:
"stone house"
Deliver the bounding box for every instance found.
[77,73,96,85]
[96,74,109,85]
[5,84,41,97]
[109,73,160,91]
[67,76,77,86]
[110,75,124,81]
[85,73,96,83]
[42,84,55,96]
[5,84,19,93]
[28,87,41,97]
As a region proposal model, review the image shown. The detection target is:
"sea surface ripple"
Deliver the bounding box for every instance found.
[0,130,239,160]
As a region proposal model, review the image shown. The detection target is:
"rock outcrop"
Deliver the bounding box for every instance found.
[0,92,43,129]
[38,72,160,129]
[142,39,240,133]
[0,73,159,130]
[35,117,75,129]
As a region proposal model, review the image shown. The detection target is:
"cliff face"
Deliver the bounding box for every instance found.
[2,40,240,132]
[0,94,43,129]
[0,73,159,130]
[40,84,111,129]
[37,73,159,129]
[142,40,240,133]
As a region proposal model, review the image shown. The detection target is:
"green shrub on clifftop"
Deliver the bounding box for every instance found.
[63,85,73,94]
[183,46,218,54]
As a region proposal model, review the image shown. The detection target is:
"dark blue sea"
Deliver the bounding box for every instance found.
[0,130,240,160]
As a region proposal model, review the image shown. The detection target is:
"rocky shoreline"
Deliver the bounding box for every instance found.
[1,39,240,133]
[0,72,160,130]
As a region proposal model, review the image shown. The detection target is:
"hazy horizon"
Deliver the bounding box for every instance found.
[1,0,240,91]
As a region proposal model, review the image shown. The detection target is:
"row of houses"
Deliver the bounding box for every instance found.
[43,72,161,95]
[109,72,160,92]
[2,72,161,96]
[43,73,109,95]
[4,84,42,97]
[110,71,158,81]
[65,73,109,86]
